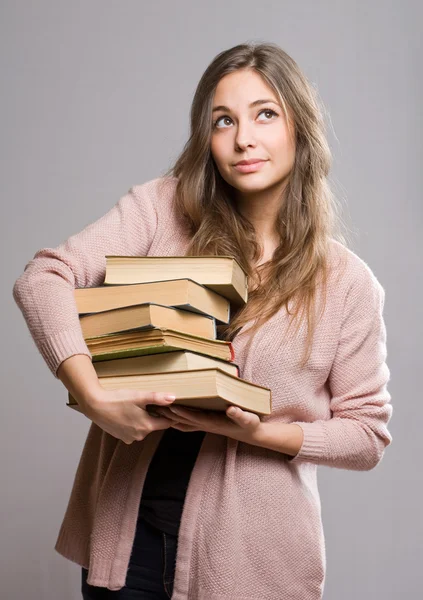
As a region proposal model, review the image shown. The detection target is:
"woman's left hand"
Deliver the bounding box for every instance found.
[156,404,263,443]
[156,404,304,457]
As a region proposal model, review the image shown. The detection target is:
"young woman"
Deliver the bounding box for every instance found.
[13,42,392,600]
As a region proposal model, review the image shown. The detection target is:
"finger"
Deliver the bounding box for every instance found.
[147,415,174,431]
[168,406,208,423]
[171,422,199,432]
[226,406,260,429]
[134,392,176,409]
[153,405,197,426]
[154,406,180,421]
[148,392,176,405]
[168,406,229,433]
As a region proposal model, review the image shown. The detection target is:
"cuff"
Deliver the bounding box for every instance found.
[38,329,92,378]
[288,421,328,464]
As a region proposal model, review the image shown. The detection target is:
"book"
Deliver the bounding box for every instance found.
[92,350,239,378]
[80,303,216,340]
[67,368,272,416]
[86,327,235,363]
[74,279,230,323]
[104,255,248,305]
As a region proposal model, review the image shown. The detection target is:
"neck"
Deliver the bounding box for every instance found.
[234,181,286,244]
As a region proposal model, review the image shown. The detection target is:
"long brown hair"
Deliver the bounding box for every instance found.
[163,42,347,366]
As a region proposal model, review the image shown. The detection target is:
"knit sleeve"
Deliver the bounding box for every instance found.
[12,183,158,378]
[289,264,393,471]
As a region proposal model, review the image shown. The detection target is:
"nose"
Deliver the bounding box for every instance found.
[235,118,257,151]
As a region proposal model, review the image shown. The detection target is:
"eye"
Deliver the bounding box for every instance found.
[257,108,278,121]
[212,108,279,129]
[213,115,233,129]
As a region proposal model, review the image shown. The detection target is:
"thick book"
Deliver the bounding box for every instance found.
[80,303,216,340]
[93,350,239,378]
[86,327,235,363]
[74,279,230,323]
[67,368,272,416]
[104,255,248,305]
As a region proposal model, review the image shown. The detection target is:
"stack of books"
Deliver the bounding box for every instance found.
[67,256,272,416]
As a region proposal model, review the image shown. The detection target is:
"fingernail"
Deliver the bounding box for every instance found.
[228,407,237,415]
[164,395,176,401]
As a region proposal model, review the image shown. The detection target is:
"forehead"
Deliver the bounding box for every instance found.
[213,69,279,106]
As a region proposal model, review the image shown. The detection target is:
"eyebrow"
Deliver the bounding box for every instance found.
[212,99,280,114]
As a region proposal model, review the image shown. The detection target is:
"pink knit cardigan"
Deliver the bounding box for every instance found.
[12,176,392,600]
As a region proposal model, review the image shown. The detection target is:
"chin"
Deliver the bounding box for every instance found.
[229,175,275,192]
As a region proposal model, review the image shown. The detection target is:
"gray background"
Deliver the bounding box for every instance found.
[1,1,421,598]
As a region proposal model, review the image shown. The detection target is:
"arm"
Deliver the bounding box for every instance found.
[12,183,158,378]
[56,354,104,412]
[160,264,392,467]
[287,265,393,470]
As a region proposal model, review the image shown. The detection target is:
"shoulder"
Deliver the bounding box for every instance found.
[130,176,189,247]
[131,175,179,210]
[327,238,385,311]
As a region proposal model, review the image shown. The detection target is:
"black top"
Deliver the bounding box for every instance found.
[139,427,206,536]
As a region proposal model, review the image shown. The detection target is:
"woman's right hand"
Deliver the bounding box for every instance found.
[56,355,176,444]
[77,387,177,445]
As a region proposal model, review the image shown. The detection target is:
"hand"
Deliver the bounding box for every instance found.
[79,388,176,445]
[156,404,263,444]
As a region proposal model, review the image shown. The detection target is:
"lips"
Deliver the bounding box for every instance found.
[233,160,268,174]
[234,159,266,166]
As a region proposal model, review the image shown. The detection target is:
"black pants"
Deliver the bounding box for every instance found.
[81,518,178,599]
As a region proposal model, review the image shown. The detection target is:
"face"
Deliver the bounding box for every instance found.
[210,69,296,199]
